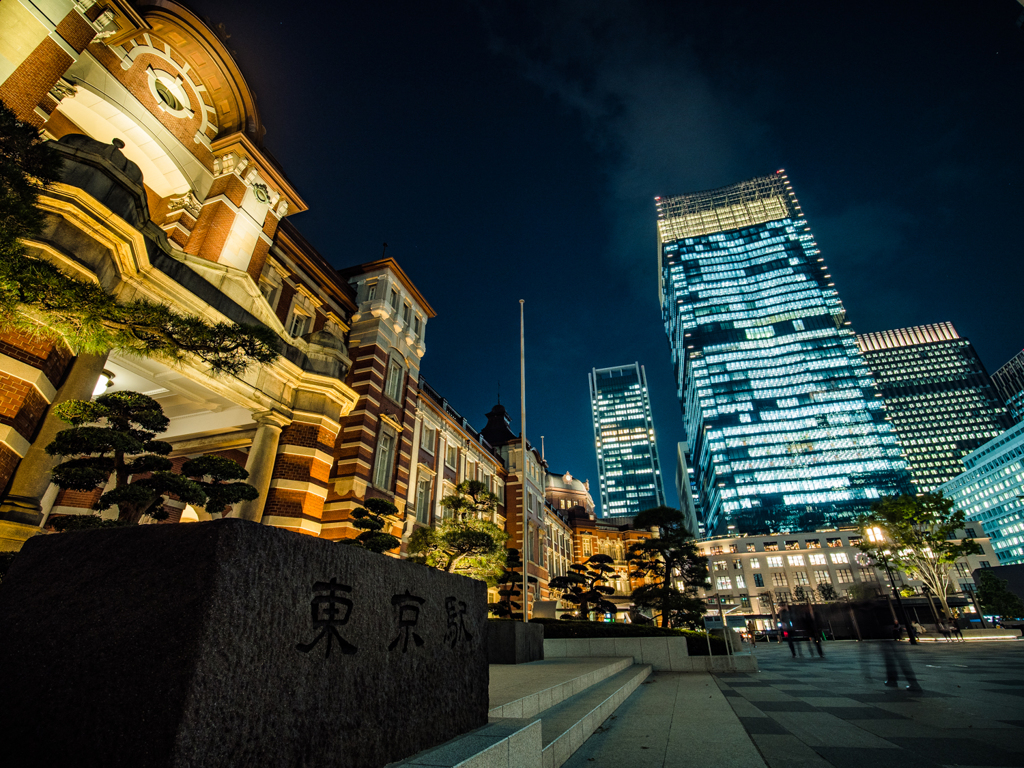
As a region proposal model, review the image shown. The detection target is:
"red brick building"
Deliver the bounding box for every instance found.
[0,1,433,551]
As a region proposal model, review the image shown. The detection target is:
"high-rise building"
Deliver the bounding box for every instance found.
[674,443,701,537]
[939,421,1024,566]
[857,323,1013,493]
[589,363,666,517]
[656,172,907,537]
[992,349,1024,423]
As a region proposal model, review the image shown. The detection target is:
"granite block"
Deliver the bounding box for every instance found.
[0,519,488,768]
[640,636,670,670]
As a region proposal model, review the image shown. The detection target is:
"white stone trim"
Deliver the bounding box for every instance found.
[0,353,58,402]
[276,444,333,466]
[0,425,32,457]
[262,515,321,535]
[290,410,341,435]
[268,479,328,499]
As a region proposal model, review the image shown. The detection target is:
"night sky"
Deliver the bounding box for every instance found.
[191,0,1024,513]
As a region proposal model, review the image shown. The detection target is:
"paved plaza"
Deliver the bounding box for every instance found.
[565,640,1024,768]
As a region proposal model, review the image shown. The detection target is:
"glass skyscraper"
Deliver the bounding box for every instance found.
[939,421,1024,566]
[857,322,1012,493]
[992,349,1024,424]
[589,363,666,517]
[656,172,907,536]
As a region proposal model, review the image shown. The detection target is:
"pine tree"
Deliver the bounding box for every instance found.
[0,100,277,376]
[549,555,618,619]
[46,391,258,525]
[349,497,401,553]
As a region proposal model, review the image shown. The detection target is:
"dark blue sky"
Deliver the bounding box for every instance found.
[196,0,1024,513]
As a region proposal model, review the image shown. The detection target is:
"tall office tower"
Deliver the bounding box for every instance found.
[940,420,1024,566]
[992,349,1024,423]
[590,363,666,517]
[656,172,907,537]
[674,443,701,537]
[857,323,1013,493]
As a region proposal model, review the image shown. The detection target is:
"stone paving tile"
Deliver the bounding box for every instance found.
[810,746,940,768]
[764,711,899,749]
[752,700,821,712]
[814,706,906,720]
[739,716,789,735]
[749,733,834,768]
[887,736,1024,767]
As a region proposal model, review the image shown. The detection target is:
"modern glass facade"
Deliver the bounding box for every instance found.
[657,172,908,537]
[939,421,1024,566]
[589,363,666,517]
[992,349,1024,424]
[857,323,1012,493]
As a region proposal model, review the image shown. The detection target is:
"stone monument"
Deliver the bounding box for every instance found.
[0,519,488,767]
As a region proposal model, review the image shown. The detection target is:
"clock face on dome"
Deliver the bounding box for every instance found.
[252,183,271,204]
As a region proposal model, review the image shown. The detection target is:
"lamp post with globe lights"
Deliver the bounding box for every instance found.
[865,526,918,645]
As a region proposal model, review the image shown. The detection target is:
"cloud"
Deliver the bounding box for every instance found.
[477,1,766,299]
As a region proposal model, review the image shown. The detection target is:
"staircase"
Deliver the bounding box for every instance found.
[391,657,651,768]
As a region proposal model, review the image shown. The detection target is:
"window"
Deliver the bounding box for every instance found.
[813,570,830,585]
[847,536,862,547]
[289,312,310,338]
[259,280,280,309]
[793,571,810,586]
[787,555,805,566]
[402,302,411,326]
[713,560,727,571]
[373,429,396,489]
[710,545,723,555]
[736,575,746,589]
[771,572,788,587]
[739,594,750,608]
[785,541,800,550]
[965,527,977,538]
[766,556,783,568]
[804,539,821,549]
[716,577,732,590]
[413,315,422,337]
[753,573,764,588]
[830,552,849,564]
[732,559,742,570]
[859,567,876,582]
[827,538,842,548]
[415,475,432,524]
[420,424,436,454]
[384,360,405,401]
[389,288,399,310]
[980,561,990,568]
[809,553,827,566]
[445,444,458,469]
[775,590,792,603]
[835,569,855,584]
[750,558,761,569]
[746,543,756,552]
[764,541,779,551]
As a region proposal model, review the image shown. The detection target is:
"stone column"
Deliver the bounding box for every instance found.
[0,353,108,549]
[231,411,289,523]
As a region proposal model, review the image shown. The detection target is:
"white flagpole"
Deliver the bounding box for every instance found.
[520,299,529,623]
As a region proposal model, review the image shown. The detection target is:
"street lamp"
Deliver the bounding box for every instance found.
[866,526,918,645]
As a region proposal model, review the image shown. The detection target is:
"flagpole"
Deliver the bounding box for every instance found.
[520,299,529,623]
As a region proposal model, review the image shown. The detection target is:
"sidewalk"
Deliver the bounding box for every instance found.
[562,640,1024,767]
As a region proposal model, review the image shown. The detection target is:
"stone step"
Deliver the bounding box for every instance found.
[538,664,652,768]
[489,657,635,720]
[390,659,650,768]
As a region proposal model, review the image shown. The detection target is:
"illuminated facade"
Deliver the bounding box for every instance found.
[657,172,907,537]
[857,322,1012,493]
[992,349,1024,424]
[939,421,1024,566]
[589,363,665,518]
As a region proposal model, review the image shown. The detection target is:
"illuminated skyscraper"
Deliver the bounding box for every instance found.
[656,172,907,536]
[857,322,1012,493]
[589,363,666,517]
[992,348,1024,424]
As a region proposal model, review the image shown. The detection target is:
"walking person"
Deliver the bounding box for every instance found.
[951,617,965,642]
[882,620,921,691]
[802,611,824,657]
[780,605,802,658]
[938,619,952,642]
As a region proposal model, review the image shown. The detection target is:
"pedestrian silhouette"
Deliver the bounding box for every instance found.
[882,620,921,691]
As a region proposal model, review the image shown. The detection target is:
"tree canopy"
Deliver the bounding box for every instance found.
[857,493,981,618]
[407,516,509,585]
[349,497,401,553]
[46,390,258,525]
[977,570,1024,619]
[627,506,709,628]
[550,554,618,619]
[0,100,277,376]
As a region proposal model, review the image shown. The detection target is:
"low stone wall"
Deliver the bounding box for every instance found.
[915,628,1021,642]
[487,620,545,664]
[0,519,489,768]
[544,637,759,672]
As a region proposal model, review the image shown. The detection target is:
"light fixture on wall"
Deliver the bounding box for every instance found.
[92,370,115,397]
